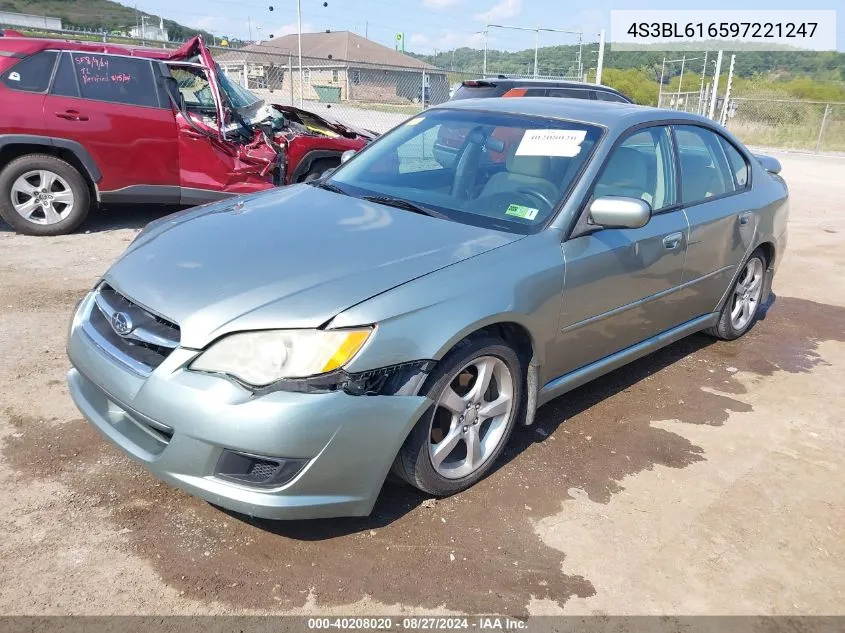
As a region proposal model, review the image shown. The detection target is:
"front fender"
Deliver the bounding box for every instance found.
[329,230,566,386]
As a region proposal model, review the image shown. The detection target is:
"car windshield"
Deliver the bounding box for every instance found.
[327,108,603,234]
[215,65,261,109]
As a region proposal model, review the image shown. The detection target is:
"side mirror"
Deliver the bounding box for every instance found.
[588,196,651,229]
[340,149,356,164]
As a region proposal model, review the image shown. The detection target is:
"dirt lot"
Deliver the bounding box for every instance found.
[0,152,843,616]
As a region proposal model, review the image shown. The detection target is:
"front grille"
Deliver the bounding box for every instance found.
[82,284,180,374]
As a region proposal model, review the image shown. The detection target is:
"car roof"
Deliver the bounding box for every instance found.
[436,97,716,130]
[475,77,622,92]
[0,35,174,59]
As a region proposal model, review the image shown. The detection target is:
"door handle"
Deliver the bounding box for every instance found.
[662,232,683,250]
[738,212,752,225]
[54,110,88,121]
[181,129,207,140]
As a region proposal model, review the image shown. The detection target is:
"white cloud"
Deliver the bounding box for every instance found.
[473,0,522,23]
[422,0,461,8]
[261,21,316,42]
[408,30,485,52]
[191,16,222,32]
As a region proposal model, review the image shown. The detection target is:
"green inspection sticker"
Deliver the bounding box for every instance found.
[505,204,539,220]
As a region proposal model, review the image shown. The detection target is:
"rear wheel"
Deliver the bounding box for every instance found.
[392,336,524,496]
[706,249,767,340]
[0,154,90,236]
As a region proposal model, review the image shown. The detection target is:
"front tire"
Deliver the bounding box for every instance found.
[0,154,90,236]
[392,336,525,496]
[706,249,767,340]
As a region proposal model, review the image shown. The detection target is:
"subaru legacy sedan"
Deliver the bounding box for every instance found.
[67,98,788,520]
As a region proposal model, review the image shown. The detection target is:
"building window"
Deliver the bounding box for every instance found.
[332,69,338,82]
[351,69,361,85]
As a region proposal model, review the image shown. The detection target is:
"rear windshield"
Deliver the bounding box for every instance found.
[451,83,505,100]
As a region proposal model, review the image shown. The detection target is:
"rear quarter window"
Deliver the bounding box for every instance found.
[596,91,629,103]
[719,137,751,189]
[2,50,57,92]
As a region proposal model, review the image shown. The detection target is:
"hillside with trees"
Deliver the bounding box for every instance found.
[410,44,845,106]
[0,0,228,43]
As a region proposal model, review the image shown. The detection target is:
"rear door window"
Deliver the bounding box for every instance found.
[70,53,160,108]
[50,52,79,97]
[2,50,57,92]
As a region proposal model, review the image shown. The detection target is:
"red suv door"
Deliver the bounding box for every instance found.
[44,51,180,200]
[0,49,54,138]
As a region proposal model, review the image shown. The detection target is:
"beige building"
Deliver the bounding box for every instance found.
[216,30,448,105]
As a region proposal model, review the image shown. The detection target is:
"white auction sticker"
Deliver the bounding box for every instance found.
[515,129,587,157]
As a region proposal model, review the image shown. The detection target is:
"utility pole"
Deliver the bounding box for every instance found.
[483,26,488,76]
[297,0,303,107]
[365,21,368,39]
[698,51,708,115]
[140,15,150,43]
[719,54,736,126]
[247,16,253,42]
[708,50,723,120]
[676,54,685,109]
[577,32,583,79]
[486,24,582,79]
[658,57,665,107]
[595,29,605,85]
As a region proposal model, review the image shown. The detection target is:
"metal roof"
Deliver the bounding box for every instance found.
[438,97,716,129]
[215,30,441,71]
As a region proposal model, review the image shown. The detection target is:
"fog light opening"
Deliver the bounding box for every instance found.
[215,450,307,488]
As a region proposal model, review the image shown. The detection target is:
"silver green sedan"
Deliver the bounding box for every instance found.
[67,98,788,519]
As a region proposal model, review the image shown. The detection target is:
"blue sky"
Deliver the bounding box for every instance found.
[130,0,843,52]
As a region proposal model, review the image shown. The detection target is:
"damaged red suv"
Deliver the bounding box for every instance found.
[0,33,374,235]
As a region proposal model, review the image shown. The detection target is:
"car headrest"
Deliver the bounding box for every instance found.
[602,147,648,191]
[506,151,552,179]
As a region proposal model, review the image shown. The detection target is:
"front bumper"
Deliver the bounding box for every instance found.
[66,294,429,520]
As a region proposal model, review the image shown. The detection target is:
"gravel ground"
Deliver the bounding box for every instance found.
[0,152,843,616]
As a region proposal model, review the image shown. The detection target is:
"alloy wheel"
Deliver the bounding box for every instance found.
[730,257,764,330]
[428,355,514,479]
[11,170,75,225]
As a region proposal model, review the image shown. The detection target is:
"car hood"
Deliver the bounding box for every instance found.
[271,104,378,139]
[106,185,520,349]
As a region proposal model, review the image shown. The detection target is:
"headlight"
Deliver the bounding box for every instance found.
[190,328,372,386]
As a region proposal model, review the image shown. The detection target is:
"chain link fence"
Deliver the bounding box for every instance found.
[7,24,845,152]
[658,90,709,116]
[212,45,479,133]
[724,98,845,153]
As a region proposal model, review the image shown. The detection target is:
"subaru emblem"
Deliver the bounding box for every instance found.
[111,311,133,336]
